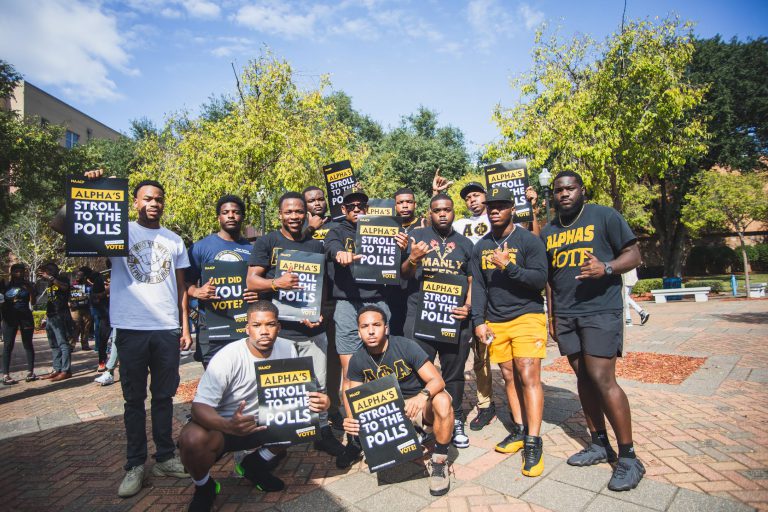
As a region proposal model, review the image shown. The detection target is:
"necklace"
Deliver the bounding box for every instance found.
[558,204,586,228]
[367,339,389,371]
[490,225,515,249]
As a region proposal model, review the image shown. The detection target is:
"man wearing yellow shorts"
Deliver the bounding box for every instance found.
[469,188,548,477]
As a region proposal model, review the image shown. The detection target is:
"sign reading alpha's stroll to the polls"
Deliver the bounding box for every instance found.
[353,215,401,285]
[414,272,468,344]
[367,198,395,217]
[483,160,533,222]
[65,176,128,256]
[201,260,248,342]
[323,160,358,220]
[256,357,319,445]
[345,374,421,472]
[273,250,324,323]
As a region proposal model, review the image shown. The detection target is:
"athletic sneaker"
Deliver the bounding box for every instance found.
[95,372,114,386]
[608,457,645,491]
[469,403,496,431]
[238,452,285,492]
[495,423,526,454]
[522,435,544,477]
[640,311,650,325]
[313,425,346,456]
[97,363,106,372]
[235,450,286,476]
[335,437,363,469]
[118,465,147,498]
[625,319,633,327]
[188,478,220,512]
[452,419,469,449]
[428,454,450,496]
[153,456,190,478]
[567,443,618,466]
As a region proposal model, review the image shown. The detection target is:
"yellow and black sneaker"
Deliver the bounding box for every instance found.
[522,435,544,477]
[495,423,526,454]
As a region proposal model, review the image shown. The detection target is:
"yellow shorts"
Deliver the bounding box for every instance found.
[487,313,547,363]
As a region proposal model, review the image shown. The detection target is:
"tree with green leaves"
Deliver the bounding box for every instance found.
[487,18,708,276]
[682,170,768,296]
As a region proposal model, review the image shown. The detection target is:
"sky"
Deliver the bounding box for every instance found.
[1,0,767,154]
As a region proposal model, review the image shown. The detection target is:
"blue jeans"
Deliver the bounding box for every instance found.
[46,314,71,373]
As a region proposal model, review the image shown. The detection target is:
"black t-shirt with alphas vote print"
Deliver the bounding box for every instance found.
[541,204,636,317]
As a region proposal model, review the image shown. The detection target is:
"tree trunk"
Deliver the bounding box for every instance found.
[739,232,751,299]
[653,176,688,277]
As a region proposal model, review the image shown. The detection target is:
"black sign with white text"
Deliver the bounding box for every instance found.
[323,160,359,221]
[353,215,401,285]
[273,250,324,323]
[65,176,129,256]
[367,198,395,217]
[414,272,468,344]
[484,160,533,222]
[201,261,248,342]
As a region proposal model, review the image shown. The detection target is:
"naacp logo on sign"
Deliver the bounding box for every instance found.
[127,240,172,284]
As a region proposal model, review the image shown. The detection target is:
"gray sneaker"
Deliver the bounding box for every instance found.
[567,443,618,466]
[428,455,450,496]
[608,457,646,491]
[118,465,147,498]
[152,456,190,478]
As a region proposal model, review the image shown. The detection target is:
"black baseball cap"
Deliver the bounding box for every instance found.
[342,188,369,203]
[460,181,486,199]
[483,187,514,203]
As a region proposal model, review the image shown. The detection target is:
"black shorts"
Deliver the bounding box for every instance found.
[555,312,623,358]
[221,431,268,455]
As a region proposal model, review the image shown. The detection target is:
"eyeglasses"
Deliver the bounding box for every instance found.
[344,202,367,211]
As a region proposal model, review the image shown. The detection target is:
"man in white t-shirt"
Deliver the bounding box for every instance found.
[179,301,330,511]
[85,170,194,498]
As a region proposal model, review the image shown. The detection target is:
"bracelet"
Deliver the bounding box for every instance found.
[271,279,278,292]
[408,258,419,267]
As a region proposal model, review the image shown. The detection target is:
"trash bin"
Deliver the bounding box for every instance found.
[663,277,682,301]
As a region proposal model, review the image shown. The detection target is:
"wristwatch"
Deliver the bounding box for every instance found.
[419,388,431,400]
[603,262,614,275]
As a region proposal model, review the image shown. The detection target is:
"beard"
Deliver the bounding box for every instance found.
[554,194,585,217]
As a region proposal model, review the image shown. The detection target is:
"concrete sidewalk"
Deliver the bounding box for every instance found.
[0,297,766,511]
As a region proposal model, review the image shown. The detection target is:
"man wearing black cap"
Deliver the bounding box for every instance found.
[470,187,548,477]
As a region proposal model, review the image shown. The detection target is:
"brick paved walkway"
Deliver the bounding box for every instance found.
[1,298,766,511]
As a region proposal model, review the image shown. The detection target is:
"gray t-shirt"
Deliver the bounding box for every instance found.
[193,337,297,418]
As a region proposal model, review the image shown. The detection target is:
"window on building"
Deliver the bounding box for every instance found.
[65,130,80,148]
[86,128,93,141]
[40,117,49,127]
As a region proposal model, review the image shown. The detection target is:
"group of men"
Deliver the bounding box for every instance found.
[72,167,645,511]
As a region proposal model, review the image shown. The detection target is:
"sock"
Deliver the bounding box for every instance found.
[192,473,210,487]
[258,447,276,462]
[434,442,450,456]
[618,443,636,459]
[591,430,609,447]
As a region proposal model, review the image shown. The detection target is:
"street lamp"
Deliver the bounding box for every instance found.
[255,188,267,235]
[538,168,552,222]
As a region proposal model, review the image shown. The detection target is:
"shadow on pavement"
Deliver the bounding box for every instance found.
[712,311,768,324]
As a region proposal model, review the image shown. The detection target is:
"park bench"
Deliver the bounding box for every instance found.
[650,287,711,303]
[748,282,767,298]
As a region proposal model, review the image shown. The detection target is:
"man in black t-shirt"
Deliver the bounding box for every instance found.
[302,186,337,242]
[2,263,37,384]
[541,171,644,492]
[344,306,454,496]
[246,191,345,458]
[68,267,92,351]
[470,188,548,478]
[402,194,473,449]
[38,263,73,381]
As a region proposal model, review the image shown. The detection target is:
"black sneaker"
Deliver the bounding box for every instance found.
[469,403,496,431]
[640,311,650,325]
[188,478,219,512]
[314,425,346,457]
[521,436,544,477]
[335,441,363,469]
[608,457,646,491]
[495,423,526,454]
[567,443,618,466]
[238,453,285,492]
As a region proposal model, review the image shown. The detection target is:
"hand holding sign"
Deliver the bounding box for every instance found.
[451,304,470,320]
[395,232,409,251]
[228,401,264,436]
[575,251,606,280]
[525,186,538,207]
[491,242,511,270]
[196,277,221,300]
[243,290,259,303]
[274,266,302,290]
[307,391,330,413]
[342,416,361,436]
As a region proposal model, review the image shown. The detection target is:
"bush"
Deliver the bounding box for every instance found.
[686,245,739,274]
[632,278,663,294]
[685,280,724,293]
[32,311,46,330]
[744,244,768,271]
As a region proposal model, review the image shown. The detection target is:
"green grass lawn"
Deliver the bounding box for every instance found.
[686,273,768,286]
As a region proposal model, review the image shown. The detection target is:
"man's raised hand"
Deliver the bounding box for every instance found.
[336,251,362,267]
[228,400,264,436]
[432,168,453,194]
[575,251,606,280]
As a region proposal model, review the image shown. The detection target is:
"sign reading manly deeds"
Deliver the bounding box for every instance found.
[256,357,319,445]
[483,160,533,223]
[323,160,359,221]
[345,374,421,472]
[367,198,395,217]
[65,175,129,256]
[353,215,401,285]
[414,272,468,344]
[273,250,324,323]
[201,261,248,342]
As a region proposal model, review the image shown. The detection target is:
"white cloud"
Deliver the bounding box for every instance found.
[518,3,544,30]
[466,0,544,49]
[234,2,328,38]
[122,0,220,19]
[0,0,136,101]
[180,0,220,19]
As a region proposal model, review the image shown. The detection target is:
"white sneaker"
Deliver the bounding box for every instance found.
[452,419,470,448]
[95,372,114,386]
[118,465,146,498]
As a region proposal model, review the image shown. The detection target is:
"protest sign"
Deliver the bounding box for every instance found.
[483,160,533,222]
[414,272,468,344]
[323,160,358,221]
[367,198,395,216]
[201,260,248,342]
[65,176,128,256]
[256,357,319,445]
[273,250,324,323]
[345,374,421,472]
[353,215,401,285]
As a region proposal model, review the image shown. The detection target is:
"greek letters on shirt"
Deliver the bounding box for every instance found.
[461,222,488,239]
[127,240,172,284]
[362,359,413,382]
[544,225,595,269]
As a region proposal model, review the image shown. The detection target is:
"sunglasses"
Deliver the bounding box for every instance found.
[344,202,367,211]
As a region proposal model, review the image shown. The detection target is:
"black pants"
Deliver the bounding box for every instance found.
[115,328,181,470]
[406,315,471,419]
[2,318,35,375]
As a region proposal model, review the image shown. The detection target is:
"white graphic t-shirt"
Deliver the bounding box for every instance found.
[110,221,190,330]
[454,213,491,245]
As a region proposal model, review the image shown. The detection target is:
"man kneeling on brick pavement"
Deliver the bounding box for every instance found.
[178,301,331,511]
[342,305,455,496]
